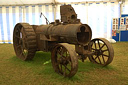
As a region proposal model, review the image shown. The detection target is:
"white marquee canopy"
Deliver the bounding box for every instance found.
[0,0,118,5]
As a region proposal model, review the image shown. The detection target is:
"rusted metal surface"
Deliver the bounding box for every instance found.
[51,43,78,77]
[88,38,114,66]
[35,24,92,45]
[13,23,37,60]
[13,5,114,77]
[60,5,80,24]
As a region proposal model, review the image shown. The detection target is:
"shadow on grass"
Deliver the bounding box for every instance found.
[78,60,115,72]
[10,52,116,82]
[41,59,116,82]
[10,51,51,67]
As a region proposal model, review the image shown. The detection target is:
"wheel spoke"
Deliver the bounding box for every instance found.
[15,35,20,39]
[62,64,66,76]
[57,58,61,65]
[102,55,106,64]
[19,52,23,57]
[94,56,98,60]
[102,54,109,57]
[98,40,100,49]
[68,58,71,65]
[97,56,102,64]
[64,65,71,72]
[60,47,64,56]
[58,47,64,56]
[60,64,63,73]
[62,48,67,56]
[90,42,93,47]
[102,49,108,52]
[100,44,105,50]
[66,51,68,57]
[16,45,21,49]
[94,41,97,49]
[91,48,96,50]
[17,27,21,31]
[57,48,63,56]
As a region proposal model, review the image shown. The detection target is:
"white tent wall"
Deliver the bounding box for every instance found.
[0,5,54,43]
[122,1,128,14]
[0,1,120,43]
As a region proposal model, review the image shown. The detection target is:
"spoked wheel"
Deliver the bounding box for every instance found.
[13,23,37,61]
[51,43,78,77]
[88,38,114,66]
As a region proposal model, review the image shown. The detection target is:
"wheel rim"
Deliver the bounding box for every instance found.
[13,23,37,60]
[51,43,78,77]
[88,38,114,66]
[13,26,28,59]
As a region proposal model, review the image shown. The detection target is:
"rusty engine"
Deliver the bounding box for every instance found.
[13,5,114,77]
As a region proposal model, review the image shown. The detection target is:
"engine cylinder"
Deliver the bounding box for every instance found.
[35,24,92,45]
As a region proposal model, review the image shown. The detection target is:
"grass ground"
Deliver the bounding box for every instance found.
[0,42,128,85]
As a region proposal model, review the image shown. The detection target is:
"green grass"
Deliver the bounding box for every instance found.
[0,42,128,85]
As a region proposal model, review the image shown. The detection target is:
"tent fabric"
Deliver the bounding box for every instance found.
[0,2,119,44]
[0,5,54,43]
[122,1,128,14]
[0,0,114,6]
[0,0,53,5]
